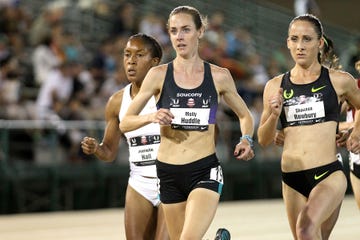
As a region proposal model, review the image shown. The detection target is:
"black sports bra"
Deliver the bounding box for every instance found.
[279,66,340,128]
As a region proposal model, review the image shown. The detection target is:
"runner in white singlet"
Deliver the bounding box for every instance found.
[81,34,168,239]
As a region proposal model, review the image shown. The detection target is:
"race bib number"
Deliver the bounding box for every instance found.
[129,135,160,163]
[284,101,325,125]
[210,165,224,184]
[170,108,210,131]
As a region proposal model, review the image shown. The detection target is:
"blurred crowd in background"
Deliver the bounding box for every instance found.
[0,0,359,164]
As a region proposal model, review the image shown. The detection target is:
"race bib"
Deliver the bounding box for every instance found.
[129,135,160,164]
[170,108,210,131]
[284,101,325,125]
[210,165,224,184]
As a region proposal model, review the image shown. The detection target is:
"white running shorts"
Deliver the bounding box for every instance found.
[128,172,160,207]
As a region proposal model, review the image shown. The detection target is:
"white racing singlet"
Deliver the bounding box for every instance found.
[119,84,160,177]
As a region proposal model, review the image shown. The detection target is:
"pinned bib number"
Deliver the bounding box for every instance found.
[210,165,224,184]
[170,107,210,131]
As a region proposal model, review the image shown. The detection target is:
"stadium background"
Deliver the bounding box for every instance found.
[0,0,359,214]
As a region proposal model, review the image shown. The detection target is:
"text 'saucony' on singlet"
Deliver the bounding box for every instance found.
[119,84,160,178]
[279,66,340,128]
[157,61,218,131]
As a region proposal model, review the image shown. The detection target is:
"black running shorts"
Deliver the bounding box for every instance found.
[156,154,224,204]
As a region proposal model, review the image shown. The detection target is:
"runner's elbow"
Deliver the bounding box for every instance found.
[257,133,273,147]
[119,120,129,133]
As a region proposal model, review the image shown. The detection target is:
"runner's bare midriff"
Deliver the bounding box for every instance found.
[281,121,338,172]
[157,124,216,164]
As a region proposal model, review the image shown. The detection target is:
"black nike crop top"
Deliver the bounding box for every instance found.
[279,66,340,128]
[157,61,218,131]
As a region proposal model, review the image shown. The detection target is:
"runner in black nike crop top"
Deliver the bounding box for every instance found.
[157,61,218,131]
[279,66,340,128]
[257,14,360,240]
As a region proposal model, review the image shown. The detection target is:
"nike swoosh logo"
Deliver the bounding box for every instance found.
[311,85,326,92]
[314,170,329,180]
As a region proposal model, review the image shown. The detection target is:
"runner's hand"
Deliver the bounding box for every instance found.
[81,137,99,155]
[234,141,254,161]
[153,108,174,125]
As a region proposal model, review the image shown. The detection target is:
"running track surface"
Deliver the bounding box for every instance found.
[0,196,358,239]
